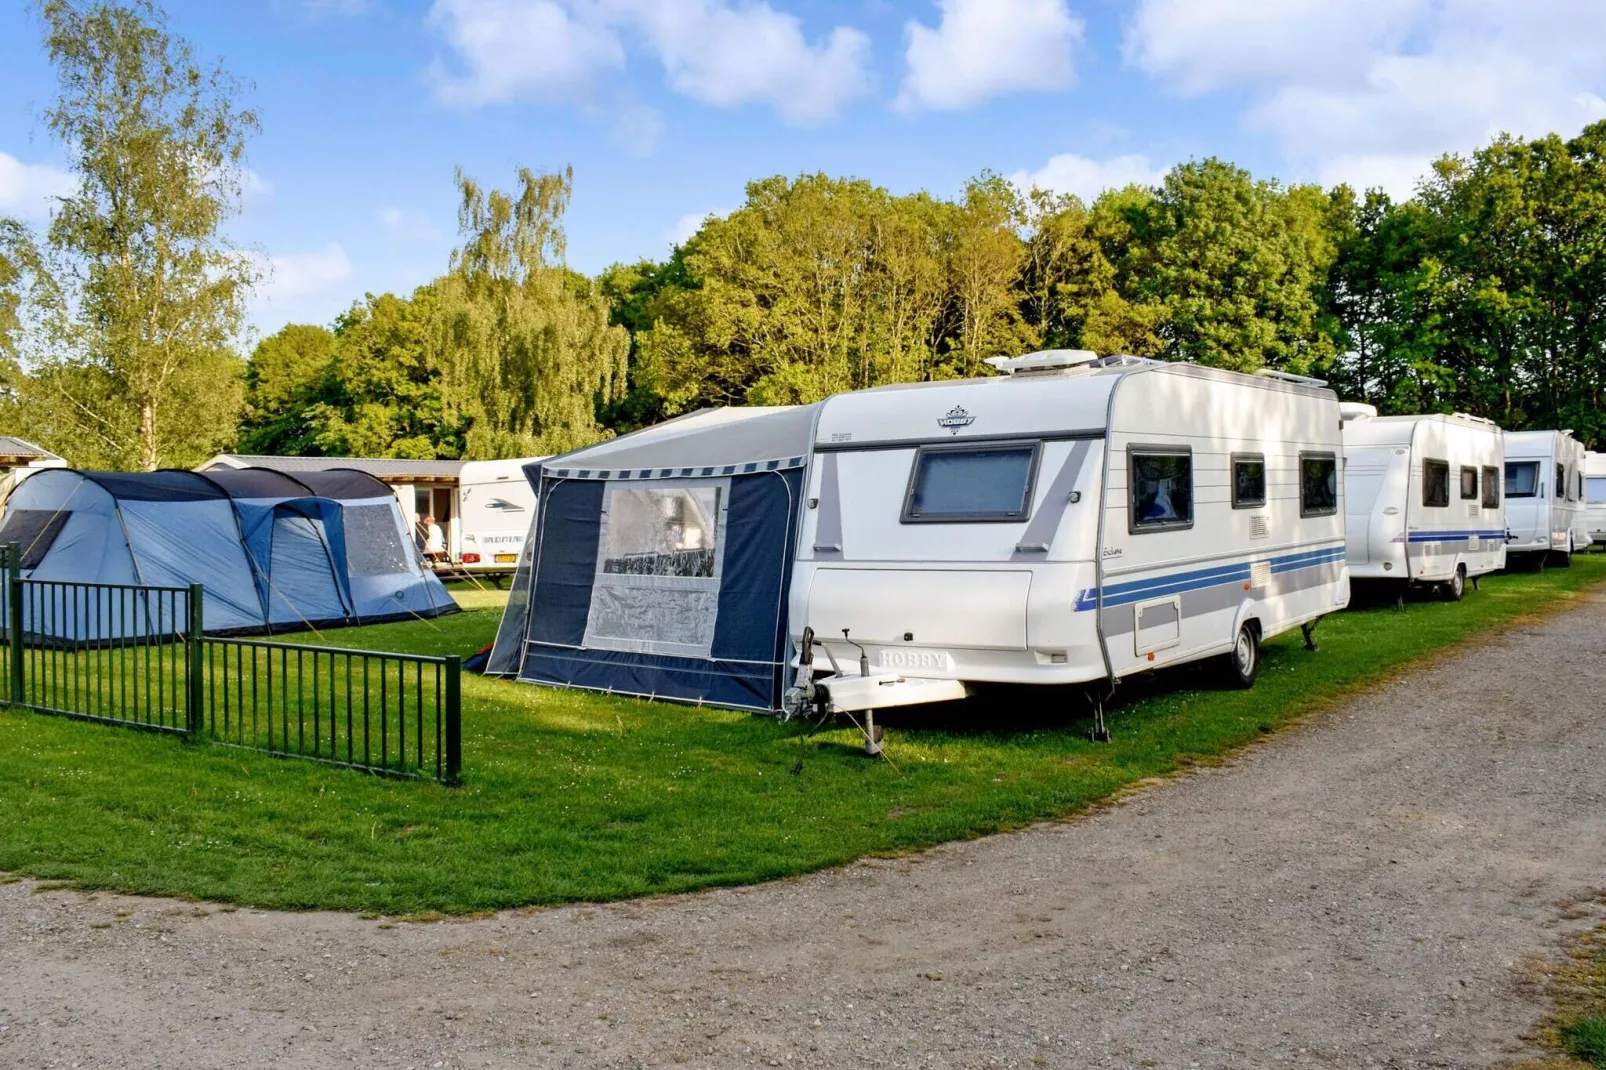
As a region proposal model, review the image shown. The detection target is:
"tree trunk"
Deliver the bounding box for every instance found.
[139,400,157,471]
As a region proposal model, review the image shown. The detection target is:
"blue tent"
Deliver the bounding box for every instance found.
[0,467,456,638]
[486,406,817,712]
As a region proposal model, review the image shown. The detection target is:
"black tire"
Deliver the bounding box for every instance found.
[1443,566,1466,601]
[1555,536,1574,568]
[1222,621,1259,689]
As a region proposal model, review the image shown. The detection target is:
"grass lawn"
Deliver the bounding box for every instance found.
[0,557,1602,914]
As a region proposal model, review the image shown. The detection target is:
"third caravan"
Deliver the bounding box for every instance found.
[1340,408,1506,599]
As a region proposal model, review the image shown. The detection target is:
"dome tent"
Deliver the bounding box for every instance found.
[0,467,456,638]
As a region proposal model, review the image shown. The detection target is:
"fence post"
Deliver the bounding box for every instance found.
[444,654,461,785]
[186,583,204,739]
[7,543,22,707]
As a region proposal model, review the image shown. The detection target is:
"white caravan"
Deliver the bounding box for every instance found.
[455,459,542,575]
[1340,410,1506,599]
[787,351,1350,736]
[1584,451,1606,546]
[1503,430,1590,567]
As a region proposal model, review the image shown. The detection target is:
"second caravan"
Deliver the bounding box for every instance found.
[1340,409,1506,599]
[1504,430,1590,566]
[787,351,1350,722]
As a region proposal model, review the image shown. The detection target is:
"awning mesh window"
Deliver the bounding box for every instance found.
[0,509,71,568]
[343,504,413,575]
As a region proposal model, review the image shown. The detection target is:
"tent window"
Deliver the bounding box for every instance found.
[343,504,412,575]
[1129,449,1193,532]
[1506,461,1539,498]
[1482,466,1501,508]
[1300,453,1338,517]
[902,444,1038,523]
[1460,466,1478,500]
[1423,460,1450,508]
[0,509,71,568]
[602,487,720,577]
[1231,453,1266,509]
[583,480,730,658]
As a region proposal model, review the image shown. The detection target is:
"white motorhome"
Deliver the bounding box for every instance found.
[1584,451,1606,547]
[1503,430,1590,567]
[455,459,542,575]
[787,351,1350,736]
[1340,409,1506,599]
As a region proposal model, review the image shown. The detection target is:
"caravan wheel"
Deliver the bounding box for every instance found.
[1442,566,1465,601]
[1222,622,1259,689]
[1554,536,1574,569]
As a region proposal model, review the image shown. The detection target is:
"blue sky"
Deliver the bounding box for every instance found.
[2,0,1604,341]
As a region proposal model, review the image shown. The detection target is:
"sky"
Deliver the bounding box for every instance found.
[2,0,1604,342]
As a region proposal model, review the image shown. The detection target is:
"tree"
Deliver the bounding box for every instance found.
[3,0,257,469]
[431,166,628,458]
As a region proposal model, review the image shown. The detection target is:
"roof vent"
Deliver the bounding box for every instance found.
[1339,402,1377,422]
[985,349,1100,375]
[1255,368,1329,387]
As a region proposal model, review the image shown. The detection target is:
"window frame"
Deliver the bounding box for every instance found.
[1422,458,1451,508]
[1505,460,1539,499]
[1298,451,1339,518]
[1230,452,1267,510]
[899,440,1042,525]
[1481,465,1500,508]
[1459,465,1478,500]
[1128,446,1195,534]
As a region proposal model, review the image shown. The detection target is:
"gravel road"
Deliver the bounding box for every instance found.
[4,592,1606,1070]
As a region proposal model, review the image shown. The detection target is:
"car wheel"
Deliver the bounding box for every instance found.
[1222,621,1258,689]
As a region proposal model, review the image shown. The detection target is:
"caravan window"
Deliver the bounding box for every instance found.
[903,444,1038,523]
[1482,466,1500,508]
[603,487,721,576]
[1231,454,1266,509]
[1559,463,1569,501]
[1129,450,1193,532]
[1589,476,1606,503]
[1299,453,1338,517]
[1506,461,1539,498]
[1422,460,1450,508]
[1459,466,1478,500]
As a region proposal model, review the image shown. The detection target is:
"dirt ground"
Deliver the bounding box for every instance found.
[4,593,1606,1070]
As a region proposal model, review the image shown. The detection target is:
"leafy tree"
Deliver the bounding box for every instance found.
[3,0,256,469]
[431,166,627,458]
[595,255,689,433]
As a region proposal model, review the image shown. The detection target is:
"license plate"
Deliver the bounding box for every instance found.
[494,553,518,564]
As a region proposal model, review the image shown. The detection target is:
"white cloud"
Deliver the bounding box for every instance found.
[377,207,441,241]
[1125,0,1606,198]
[425,0,872,123]
[611,104,664,156]
[665,207,726,247]
[255,244,355,307]
[0,153,77,220]
[1009,153,1168,201]
[896,0,1082,112]
[426,0,626,107]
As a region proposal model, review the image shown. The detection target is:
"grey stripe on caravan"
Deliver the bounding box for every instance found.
[1101,562,1345,637]
[812,451,843,557]
[1411,540,1505,558]
[1010,439,1092,560]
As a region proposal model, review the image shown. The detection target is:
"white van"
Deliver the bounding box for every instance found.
[1341,409,1505,599]
[1585,451,1606,547]
[1503,430,1589,567]
[787,351,1350,734]
[455,459,541,575]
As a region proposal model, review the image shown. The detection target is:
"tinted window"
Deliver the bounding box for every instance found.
[604,486,720,577]
[1588,476,1606,503]
[1300,454,1338,517]
[904,446,1036,522]
[1482,466,1500,508]
[1558,463,1568,500]
[1232,454,1266,508]
[0,509,71,569]
[1423,460,1450,507]
[1506,461,1539,498]
[1130,451,1193,531]
[1460,466,1477,500]
[344,504,413,575]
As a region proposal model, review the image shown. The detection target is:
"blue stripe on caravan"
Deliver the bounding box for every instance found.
[1073,544,1345,612]
[1407,530,1505,542]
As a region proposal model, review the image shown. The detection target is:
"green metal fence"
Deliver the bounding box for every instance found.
[0,544,461,783]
